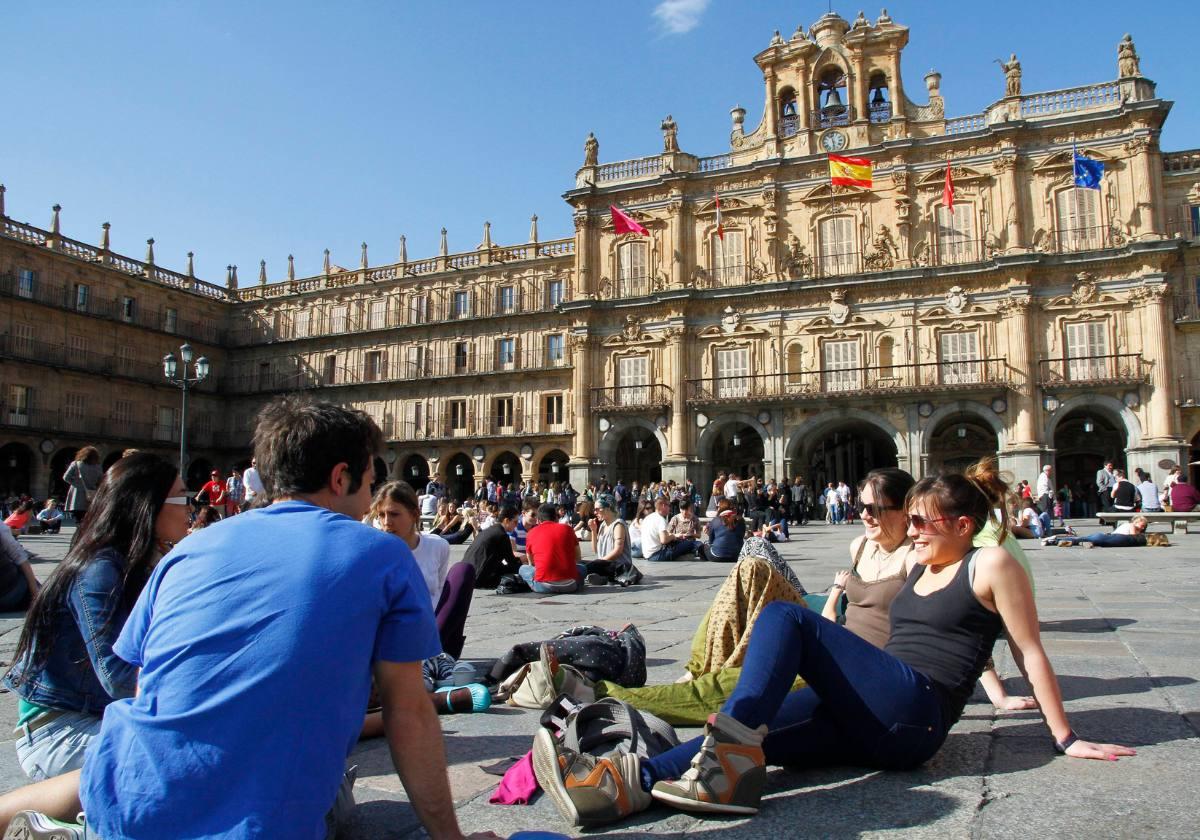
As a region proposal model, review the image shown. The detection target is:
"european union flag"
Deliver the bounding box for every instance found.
[1073,153,1105,190]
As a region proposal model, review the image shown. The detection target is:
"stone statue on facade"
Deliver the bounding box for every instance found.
[583,132,599,167]
[783,234,813,278]
[863,225,899,270]
[997,53,1021,97]
[1117,34,1141,78]
[661,115,679,153]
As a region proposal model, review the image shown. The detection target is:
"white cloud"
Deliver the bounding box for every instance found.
[653,0,711,35]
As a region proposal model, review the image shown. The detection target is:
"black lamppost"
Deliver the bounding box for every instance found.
[162,343,210,475]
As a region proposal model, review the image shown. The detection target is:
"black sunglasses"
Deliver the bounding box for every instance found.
[856,502,902,518]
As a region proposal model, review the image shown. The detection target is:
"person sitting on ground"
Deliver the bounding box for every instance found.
[0,521,41,613]
[3,501,35,535]
[511,500,538,562]
[33,500,63,535]
[533,458,1135,828]
[642,497,701,562]
[573,498,596,544]
[586,494,633,585]
[2,453,189,782]
[430,500,476,545]
[666,498,700,544]
[699,500,746,562]
[0,398,498,840]
[188,504,222,533]
[1044,515,1149,548]
[464,505,522,589]
[427,498,451,534]
[1169,477,1200,512]
[628,499,654,559]
[518,504,587,594]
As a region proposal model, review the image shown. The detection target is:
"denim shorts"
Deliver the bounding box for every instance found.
[15,709,104,781]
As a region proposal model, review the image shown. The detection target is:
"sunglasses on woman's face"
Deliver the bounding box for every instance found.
[906,514,955,534]
[163,496,190,506]
[856,502,901,518]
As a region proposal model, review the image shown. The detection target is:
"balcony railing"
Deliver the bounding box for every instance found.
[1052,225,1124,253]
[1176,378,1200,409]
[591,384,673,412]
[868,102,893,123]
[686,359,1013,404]
[811,105,853,129]
[0,402,218,448]
[1175,292,1200,322]
[0,333,220,392]
[1038,354,1148,387]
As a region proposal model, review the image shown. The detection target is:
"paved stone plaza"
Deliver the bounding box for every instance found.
[0,523,1196,838]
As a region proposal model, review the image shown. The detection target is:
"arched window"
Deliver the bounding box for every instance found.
[786,344,804,384]
[877,335,895,372]
[937,203,977,264]
[711,230,746,286]
[617,241,648,297]
[818,216,856,275]
[868,73,891,123]
[1055,187,1101,251]
[779,86,799,137]
[815,68,849,127]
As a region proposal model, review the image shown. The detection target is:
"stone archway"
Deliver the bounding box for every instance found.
[1052,410,1128,502]
[401,454,430,489]
[101,450,124,472]
[1190,431,1200,488]
[537,449,570,487]
[371,456,388,492]
[489,451,522,488]
[695,412,774,492]
[922,402,1004,475]
[0,443,34,498]
[786,409,901,494]
[49,448,76,501]
[444,452,475,502]
[597,419,668,486]
[186,458,214,492]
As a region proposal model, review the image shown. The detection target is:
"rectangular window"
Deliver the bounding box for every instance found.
[494,397,514,429]
[74,283,90,312]
[545,394,564,427]
[17,269,36,299]
[367,299,386,330]
[940,331,981,384]
[121,296,136,322]
[409,295,428,324]
[711,230,747,285]
[497,286,515,314]
[936,204,977,265]
[257,361,272,390]
[164,307,178,334]
[450,400,468,431]
[64,392,86,428]
[364,350,383,382]
[12,322,34,356]
[155,406,177,442]
[453,341,469,372]
[453,290,470,319]
[618,355,649,406]
[819,216,856,275]
[113,399,133,425]
[1065,321,1110,381]
[117,345,135,375]
[1191,205,1200,238]
[715,347,751,398]
[6,385,31,426]
[405,345,426,377]
[69,334,88,358]
[497,337,515,369]
[330,305,349,334]
[294,308,310,338]
[323,354,337,384]
[547,279,563,308]
[1056,188,1101,251]
[617,242,648,297]
[546,334,564,364]
[822,340,861,391]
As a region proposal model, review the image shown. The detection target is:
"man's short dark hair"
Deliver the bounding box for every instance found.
[253,398,383,497]
[537,503,559,523]
[498,505,519,522]
[522,498,540,512]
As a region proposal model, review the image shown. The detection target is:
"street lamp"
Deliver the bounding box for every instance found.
[162,343,210,474]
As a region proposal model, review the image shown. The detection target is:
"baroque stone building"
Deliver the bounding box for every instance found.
[2,11,1200,501]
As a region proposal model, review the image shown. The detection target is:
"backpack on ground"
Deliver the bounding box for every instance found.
[542,695,680,760]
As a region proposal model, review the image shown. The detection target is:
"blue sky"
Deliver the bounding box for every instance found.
[4,1,1196,284]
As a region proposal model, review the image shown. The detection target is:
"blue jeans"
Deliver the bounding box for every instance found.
[647,539,700,561]
[517,563,586,593]
[643,603,945,782]
[1053,533,1144,547]
[769,516,790,539]
[15,709,104,781]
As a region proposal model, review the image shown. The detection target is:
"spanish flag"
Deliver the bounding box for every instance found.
[829,154,872,189]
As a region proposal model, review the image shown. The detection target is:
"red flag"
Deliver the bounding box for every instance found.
[610,205,649,237]
[943,162,954,215]
[714,192,724,240]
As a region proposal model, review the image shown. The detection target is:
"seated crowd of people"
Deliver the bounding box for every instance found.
[0,398,1152,837]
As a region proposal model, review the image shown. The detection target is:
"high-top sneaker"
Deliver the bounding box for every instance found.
[651,712,767,814]
[531,727,651,826]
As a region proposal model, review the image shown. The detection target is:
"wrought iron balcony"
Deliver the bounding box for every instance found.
[591,384,673,412]
[1038,354,1148,388]
[686,359,1013,404]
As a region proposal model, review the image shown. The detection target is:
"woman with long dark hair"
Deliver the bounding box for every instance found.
[3,452,189,780]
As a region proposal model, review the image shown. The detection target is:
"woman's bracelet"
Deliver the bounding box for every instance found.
[1053,730,1078,754]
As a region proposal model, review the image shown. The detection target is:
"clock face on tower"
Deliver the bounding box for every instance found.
[821,129,848,153]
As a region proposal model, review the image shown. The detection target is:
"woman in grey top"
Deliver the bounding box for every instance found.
[62,446,103,527]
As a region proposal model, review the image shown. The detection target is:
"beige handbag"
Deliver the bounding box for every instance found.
[500,643,595,709]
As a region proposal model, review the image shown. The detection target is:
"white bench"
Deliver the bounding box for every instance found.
[1096,511,1200,534]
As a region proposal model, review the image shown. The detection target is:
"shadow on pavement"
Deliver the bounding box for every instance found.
[1054,673,1195,701]
[1039,617,1137,633]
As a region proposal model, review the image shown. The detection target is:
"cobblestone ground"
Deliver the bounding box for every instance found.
[1,522,1196,838]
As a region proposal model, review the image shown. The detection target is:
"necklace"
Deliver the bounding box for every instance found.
[860,539,907,581]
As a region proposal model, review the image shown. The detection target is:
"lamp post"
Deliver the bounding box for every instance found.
[162,343,210,475]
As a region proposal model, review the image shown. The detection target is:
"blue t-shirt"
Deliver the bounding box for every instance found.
[79,501,440,840]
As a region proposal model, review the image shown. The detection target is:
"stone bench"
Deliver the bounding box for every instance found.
[1096,510,1200,534]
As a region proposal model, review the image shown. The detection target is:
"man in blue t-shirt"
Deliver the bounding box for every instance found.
[3,400,494,840]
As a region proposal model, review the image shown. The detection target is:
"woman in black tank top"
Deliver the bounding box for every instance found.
[628,458,1135,824]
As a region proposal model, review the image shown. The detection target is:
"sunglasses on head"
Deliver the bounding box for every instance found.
[856,502,901,518]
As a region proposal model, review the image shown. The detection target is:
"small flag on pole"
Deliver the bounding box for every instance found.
[828,154,873,188]
[610,204,649,236]
[943,162,955,215]
[1072,148,1105,190]
[714,192,724,240]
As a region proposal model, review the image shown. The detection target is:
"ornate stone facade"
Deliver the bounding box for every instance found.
[2,12,1200,499]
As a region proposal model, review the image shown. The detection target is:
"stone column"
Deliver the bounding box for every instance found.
[1128,136,1162,237]
[568,333,595,487]
[998,292,1047,481]
[764,69,779,140]
[669,199,687,289]
[1139,279,1178,442]
[995,155,1022,250]
[573,212,594,298]
[887,51,905,126]
[661,327,690,485]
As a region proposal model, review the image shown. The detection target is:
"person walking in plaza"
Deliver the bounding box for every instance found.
[4,453,189,781]
[519,504,587,593]
[241,456,265,509]
[534,459,1134,828]
[1035,465,1054,515]
[224,467,245,517]
[0,398,496,840]
[1095,461,1117,511]
[61,447,102,530]
[790,476,810,526]
[197,469,226,516]
[823,483,839,524]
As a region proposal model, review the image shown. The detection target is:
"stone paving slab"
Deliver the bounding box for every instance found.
[1,522,1197,838]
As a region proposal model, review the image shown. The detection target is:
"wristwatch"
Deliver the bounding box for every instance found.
[1054,730,1078,754]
